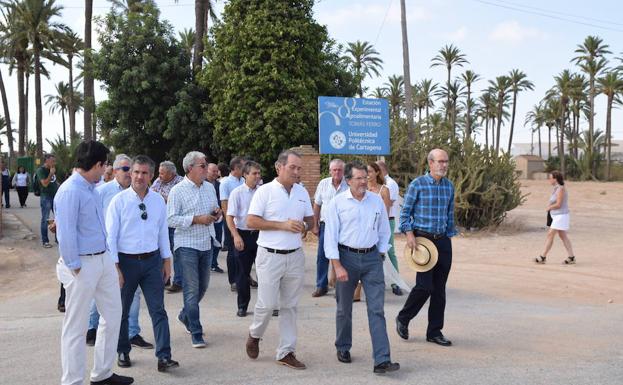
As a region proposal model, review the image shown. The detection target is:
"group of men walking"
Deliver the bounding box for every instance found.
[53,140,456,384]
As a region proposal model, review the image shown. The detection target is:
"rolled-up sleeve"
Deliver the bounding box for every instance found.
[322,199,340,260]
[399,182,417,233]
[55,190,81,269]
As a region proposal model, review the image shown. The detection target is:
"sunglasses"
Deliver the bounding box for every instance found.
[139,203,148,220]
[116,166,131,172]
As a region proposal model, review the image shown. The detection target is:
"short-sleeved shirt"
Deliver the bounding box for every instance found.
[151,174,183,202]
[37,166,59,197]
[219,174,245,202]
[247,179,313,249]
[313,177,348,222]
[227,183,257,230]
[385,175,400,218]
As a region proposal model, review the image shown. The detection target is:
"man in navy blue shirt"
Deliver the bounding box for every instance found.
[395,149,457,347]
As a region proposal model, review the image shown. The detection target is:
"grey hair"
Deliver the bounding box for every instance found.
[276,149,301,166]
[427,148,448,162]
[159,160,177,175]
[132,155,156,175]
[113,154,132,169]
[329,158,345,169]
[182,151,206,173]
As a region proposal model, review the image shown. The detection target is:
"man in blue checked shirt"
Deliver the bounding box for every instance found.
[395,149,457,347]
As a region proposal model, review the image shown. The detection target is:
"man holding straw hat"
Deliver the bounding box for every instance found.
[395,149,457,347]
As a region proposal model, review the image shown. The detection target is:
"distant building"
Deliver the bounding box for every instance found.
[512,141,623,163]
[514,155,546,179]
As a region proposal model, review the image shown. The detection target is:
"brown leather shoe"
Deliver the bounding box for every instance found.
[276,352,306,370]
[311,287,328,297]
[246,334,260,359]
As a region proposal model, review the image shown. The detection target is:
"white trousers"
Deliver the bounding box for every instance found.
[249,247,305,360]
[56,253,122,385]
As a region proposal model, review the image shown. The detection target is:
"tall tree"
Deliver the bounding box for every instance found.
[418,78,438,126]
[13,0,65,158]
[343,40,383,98]
[383,74,404,123]
[507,69,534,153]
[0,116,17,154]
[596,70,623,180]
[84,0,94,140]
[572,36,610,177]
[59,29,82,141]
[488,75,511,154]
[0,66,15,158]
[525,103,545,158]
[178,27,195,61]
[192,0,216,73]
[431,44,468,121]
[45,81,70,144]
[400,0,414,142]
[461,70,479,139]
[548,70,574,175]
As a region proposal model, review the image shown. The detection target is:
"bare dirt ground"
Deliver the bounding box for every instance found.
[0,182,621,385]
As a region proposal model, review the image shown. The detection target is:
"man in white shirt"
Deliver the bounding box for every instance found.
[106,155,179,373]
[226,161,262,317]
[311,159,348,297]
[323,161,400,374]
[220,156,246,291]
[245,150,314,370]
[376,160,402,295]
[167,151,221,348]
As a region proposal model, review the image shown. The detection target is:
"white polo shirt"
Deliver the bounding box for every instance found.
[247,179,313,250]
[385,175,400,219]
[227,183,257,230]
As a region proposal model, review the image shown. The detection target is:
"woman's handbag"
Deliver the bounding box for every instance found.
[546,210,553,227]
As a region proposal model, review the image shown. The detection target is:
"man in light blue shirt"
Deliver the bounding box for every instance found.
[55,140,133,385]
[323,161,399,374]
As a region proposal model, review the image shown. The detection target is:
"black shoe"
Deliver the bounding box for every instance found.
[90,373,134,385]
[391,284,403,296]
[166,283,182,293]
[272,309,279,317]
[427,335,452,346]
[130,334,154,349]
[211,266,224,273]
[157,358,179,372]
[237,308,247,317]
[230,283,237,292]
[164,278,171,287]
[249,277,258,288]
[337,350,351,363]
[395,317,409,340]
[86,328,97,346]
[312,287,328,297]
[117,352,131,368]
[373,361,400,374]
[57,303,65,313]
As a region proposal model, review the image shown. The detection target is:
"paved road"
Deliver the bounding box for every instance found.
[1,190,621,384]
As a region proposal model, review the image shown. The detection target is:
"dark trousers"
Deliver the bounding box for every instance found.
[223,223,237,284]
[235,230,259,311]
[2,180,10,207]
[117,252,171,360]
[211,221,223,269]
[16,186,28,207]
[397,235,452,338]
[58,283,65,306]
[315,222,329,289]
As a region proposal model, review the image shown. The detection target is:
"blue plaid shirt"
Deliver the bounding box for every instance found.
[399,173,457,237]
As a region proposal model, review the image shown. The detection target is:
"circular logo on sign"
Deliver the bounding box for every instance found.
[329,131,346,149]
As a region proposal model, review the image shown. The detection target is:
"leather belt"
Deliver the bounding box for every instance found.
[389,217,395,220]
[79,250,106,256]
[238,229,259,234]
[119,250,158,260]
[263,247,299,255]
[415,230,445,240]
[338,244,377,254]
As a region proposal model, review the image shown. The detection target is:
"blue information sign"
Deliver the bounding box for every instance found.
[318,96,390,155]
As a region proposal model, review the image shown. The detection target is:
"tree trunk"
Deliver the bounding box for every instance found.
[588,78,595,177]
[491,117,496,149]
[25,73,29,146]
[68,55,76,141]
[0,70,14,158]
[62,109,67,145]
[548,125,552,159]
[484,116,489,148]
[400,0,415,143]
[465,86,472,138]
[537,125,542,158]
[84,0,94,141]
[495,95,503,154]
[507,90,518,153]
[606,94,612,180]
[34,45,43,159]
[530,128,534,155]
[193,0,206,73]
[445,68,450,121]
[17,64,26,156]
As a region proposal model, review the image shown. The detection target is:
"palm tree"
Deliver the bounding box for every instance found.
[572,36,611,177]
[507,69,534,153]
[343,40,384,98]
[84,0,94,140]
[542,98,560,160]
[548,70,574,174]
[460,70,480,138]
[45,81,71,144]
[59,29,82,141]
[418,78,438,126]
[383,75,404,123]
[596,70,623,180]
[178,28,195,62]
[0,116,17,155]
[488,75,511,154]
[12,0,65,158]
[369,87,387,100]
[399,0,414,142]
[477,91,495,148]
[431,44,468,121]
[568,73,587,159]
[192,0,217,73]
[436,80,465,136]
[0,63,15,158]
[525,103,545,158]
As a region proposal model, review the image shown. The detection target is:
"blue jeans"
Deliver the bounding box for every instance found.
[177,247,212,336]
[89,289,141,338]
[40,195,54,244]
[169,227,183,286]
[335,248,391,365]
[117,251,171,360]
[315,222,329,289]
[211,221,223,269]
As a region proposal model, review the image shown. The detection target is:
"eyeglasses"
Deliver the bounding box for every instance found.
[116,166,130,172]
[139,203,148,220]
[192,164,207,169]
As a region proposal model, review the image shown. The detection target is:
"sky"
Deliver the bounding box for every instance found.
[2,0,623,154]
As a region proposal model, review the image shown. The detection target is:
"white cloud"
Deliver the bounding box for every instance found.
[446,26,467,42]
[488,20,545,43]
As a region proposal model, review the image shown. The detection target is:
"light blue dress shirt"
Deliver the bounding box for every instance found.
[54,172,108,269]
[96,179,124,218]
[323,189,391,260]
[219,174,245,201]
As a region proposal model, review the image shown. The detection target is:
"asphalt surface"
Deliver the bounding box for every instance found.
[0,189,621,385]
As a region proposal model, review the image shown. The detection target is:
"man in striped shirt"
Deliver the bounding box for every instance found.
[395,149,457,347]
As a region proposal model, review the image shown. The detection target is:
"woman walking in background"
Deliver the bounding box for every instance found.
[535,170,576,265]
[12,166,31,208]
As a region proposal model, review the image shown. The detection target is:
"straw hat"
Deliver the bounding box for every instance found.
[404,237,438,272]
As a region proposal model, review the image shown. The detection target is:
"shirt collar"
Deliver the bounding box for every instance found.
[424,172,444,185]
[74,172,96,191]
[345,188,369,201]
